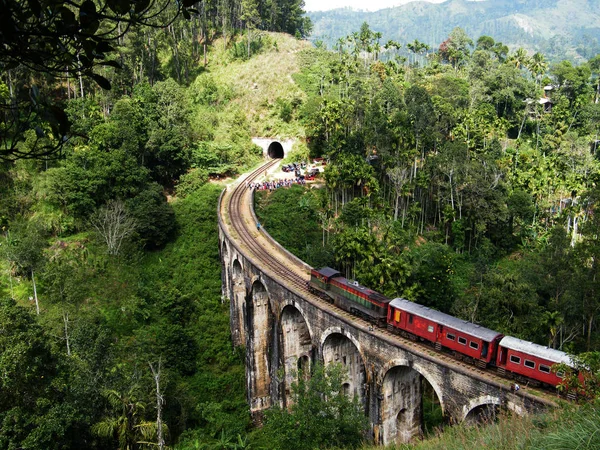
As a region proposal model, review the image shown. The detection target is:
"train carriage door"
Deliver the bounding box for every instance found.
[482,341,488,359]
[498,346,507,365]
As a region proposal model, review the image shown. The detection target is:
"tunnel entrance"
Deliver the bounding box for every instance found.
[267,141,284,159]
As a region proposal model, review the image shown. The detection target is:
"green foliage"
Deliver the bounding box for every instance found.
[177,169,210,198]
[0,298,92,449]
[43,147,150,220]
[255,185,333,268]
[2,220,47,276]
[408,242,457,313]
[259,363,368,450]
[126,183,175,249]
[307,1,600,63]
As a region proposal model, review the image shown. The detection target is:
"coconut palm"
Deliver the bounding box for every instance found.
[508,47,529,70]
[527,52,548,88]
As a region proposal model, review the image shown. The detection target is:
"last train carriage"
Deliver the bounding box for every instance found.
[309,267,392,326]
[496,336,573,387]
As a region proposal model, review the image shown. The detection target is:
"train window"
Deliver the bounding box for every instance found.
[458,337,467,345]
[556,370,565,379]
[510,355,521,365]
[408,315,413,324]
[539,364,551,374]
[394,309,401,322]
[427,325,434,333]
[469,341,479,350]
[524,360,536,369]
[446,333,455,341]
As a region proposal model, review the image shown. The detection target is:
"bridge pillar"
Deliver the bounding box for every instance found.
[380,366,423,445]
[279,305,313,407]
[246,280,273,414]
[230,259,246,347]
[322,331,367,406]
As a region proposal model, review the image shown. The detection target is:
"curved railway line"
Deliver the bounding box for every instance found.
[226,159,309,290]
[221,159,559,407]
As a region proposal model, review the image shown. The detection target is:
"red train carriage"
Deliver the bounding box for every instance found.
[309,267,391,326]
[496,336,573,387]
[387,299,504,367]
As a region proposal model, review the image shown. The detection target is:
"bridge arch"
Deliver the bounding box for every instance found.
[378,359,445,413]
[247,280,274,411]
[463,395,501,424]
[321,328,367,405]
[279,305,313,406]
[277,300,315,345]
[379,359,445,445]
[267,141,284,159]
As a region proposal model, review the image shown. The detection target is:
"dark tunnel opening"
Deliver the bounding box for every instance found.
[267,141,284,159]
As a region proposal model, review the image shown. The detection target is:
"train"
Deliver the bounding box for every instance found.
[309,267,574,390]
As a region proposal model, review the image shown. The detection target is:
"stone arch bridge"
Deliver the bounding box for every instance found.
[218,164,556,445]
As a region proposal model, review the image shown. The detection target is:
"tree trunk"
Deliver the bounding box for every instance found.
[64,312,71,356]
[170,25,181,83]
[76,53,85,98]
[587,314,593,352]
[149,360,165,450]
[247,24,251,58]
[32,269,39,315]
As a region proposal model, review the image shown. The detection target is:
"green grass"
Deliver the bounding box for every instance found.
[358,404,600,450]
[206,32,310,138]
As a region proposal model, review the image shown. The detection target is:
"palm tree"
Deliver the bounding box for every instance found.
[508,47,529,70]
[93,388,161,450]
[527,52,548,89]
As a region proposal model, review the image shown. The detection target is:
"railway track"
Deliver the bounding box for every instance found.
[222,160,559,406]
[226,159,308,291]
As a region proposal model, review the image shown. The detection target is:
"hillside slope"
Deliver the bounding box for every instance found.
[307,0,600,61]
[207,32,311,138]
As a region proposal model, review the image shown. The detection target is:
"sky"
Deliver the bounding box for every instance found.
[303,0,447,13]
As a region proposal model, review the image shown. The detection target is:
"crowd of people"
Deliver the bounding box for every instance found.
[247,177,306,191]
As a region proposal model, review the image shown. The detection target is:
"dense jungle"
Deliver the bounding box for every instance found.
[2,0,600,448]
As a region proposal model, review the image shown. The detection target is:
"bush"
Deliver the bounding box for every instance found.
[126,183,176,249]
[176,169,210,198]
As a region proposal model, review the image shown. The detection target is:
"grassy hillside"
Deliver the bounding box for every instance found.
[206,32,311,138]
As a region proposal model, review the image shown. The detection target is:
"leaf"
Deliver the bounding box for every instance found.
[106,0,130,15]
[47,105,71,136]
[81,38,96,57]
[95,41,115,53]
[134,0,151,13]
[27,0,41,16]
[90,73,112,90]
[80,0,100,33]
[60,7,77,30]
[83,18,100,34]
[101,60,122,69]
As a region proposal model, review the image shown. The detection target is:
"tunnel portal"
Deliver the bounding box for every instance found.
[267,142,284,159]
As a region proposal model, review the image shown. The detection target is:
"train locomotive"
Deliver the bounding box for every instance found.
[309,267,575,390]
[309,267,391,327]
